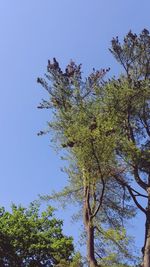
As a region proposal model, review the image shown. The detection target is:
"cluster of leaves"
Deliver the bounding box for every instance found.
[0,202,74,267]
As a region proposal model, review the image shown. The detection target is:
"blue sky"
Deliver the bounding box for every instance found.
[0,0,150,255]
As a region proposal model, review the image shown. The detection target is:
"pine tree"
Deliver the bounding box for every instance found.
[37,59,136,267]
[105,29,150,267]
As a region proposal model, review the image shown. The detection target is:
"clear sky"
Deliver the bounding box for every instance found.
[0,0,149,255]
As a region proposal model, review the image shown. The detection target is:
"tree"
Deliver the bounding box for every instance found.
[103,29,150,267]
[0,201,74,266]
[37,60,136,266]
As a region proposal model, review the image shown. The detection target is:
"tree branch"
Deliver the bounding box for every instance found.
[113,174,147,214]
[132,166,148,191]
[90,140,106,218]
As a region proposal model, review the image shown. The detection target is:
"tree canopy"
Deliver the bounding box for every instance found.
[0,202,74,267]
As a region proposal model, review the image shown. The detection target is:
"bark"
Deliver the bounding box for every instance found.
[83,183,98,267]
[87,223,97,267]
[143,187,150,267]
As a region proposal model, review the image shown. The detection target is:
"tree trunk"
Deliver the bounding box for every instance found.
[87,223,98,267]
[83,183,98,267]
[143,216,150,267]
[143,188,150,267]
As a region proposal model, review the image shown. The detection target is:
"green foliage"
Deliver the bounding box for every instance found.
[0,202,74,266]
[55,252,83,267]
